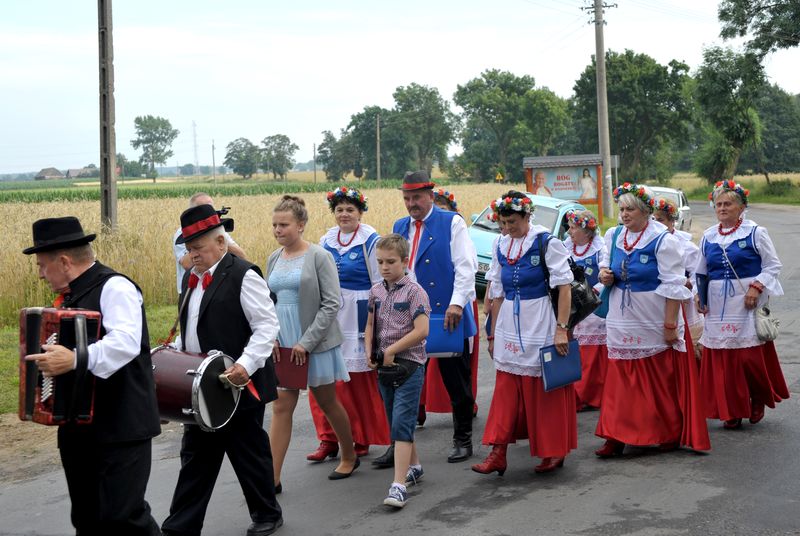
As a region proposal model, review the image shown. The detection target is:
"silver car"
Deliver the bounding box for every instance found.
[650,186,692,231]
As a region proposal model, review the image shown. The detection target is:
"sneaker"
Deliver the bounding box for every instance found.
[383,484,408,508]
[405,465,424,486]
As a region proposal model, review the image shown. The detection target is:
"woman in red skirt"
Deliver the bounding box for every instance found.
[595,183,710,457]
[473,191,577,475]
[696,181,788,429]
[307,188,390,461]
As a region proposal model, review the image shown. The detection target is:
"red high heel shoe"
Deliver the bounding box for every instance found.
[595,439,625,458]
[534,457,565,473]
[306,441,339,462]
[471,445,508,476]
[749,402,765,424]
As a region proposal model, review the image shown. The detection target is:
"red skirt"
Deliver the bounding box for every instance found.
[574,344,608,408]
[596,349,711,451]
[482,370,577,458]
[420,300,480,413]
[309,371,390,446]
[700,341,789,421]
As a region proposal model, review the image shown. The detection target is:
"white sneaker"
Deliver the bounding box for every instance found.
[383,484,408,508]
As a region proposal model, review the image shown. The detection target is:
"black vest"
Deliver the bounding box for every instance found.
[59,262,161,444]
[179,253,278,409]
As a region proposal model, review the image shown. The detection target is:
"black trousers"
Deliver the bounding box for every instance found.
[58,429,160,536]
[162,405,282,536]
[435,340,475,445]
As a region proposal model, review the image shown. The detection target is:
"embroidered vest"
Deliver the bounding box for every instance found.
[498,234,550,300]
[612,232,667,292]
[703,227,761,281]
[323,232,378,291]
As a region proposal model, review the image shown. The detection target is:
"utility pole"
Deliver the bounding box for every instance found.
[585,0,615,217]
[376,113,381,183]
[313,143,317,183]
[211,139,216,184]
[192,120,199,174]
[98,0,117,231]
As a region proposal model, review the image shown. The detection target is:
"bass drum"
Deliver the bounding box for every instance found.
[151,346,240,432]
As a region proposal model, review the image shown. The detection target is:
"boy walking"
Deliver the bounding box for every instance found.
[365,234,431,508]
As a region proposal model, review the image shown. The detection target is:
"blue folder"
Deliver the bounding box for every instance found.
[540,339,582,392]
[425,313,465,357]
[356,299,369,334]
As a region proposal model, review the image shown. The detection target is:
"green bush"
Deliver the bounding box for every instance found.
[763,179,796,196]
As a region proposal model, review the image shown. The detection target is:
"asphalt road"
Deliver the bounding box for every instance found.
[2,201,799,536]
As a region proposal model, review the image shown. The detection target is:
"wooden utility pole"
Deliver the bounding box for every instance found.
[98,0,117,230]
[592,0,615,216]
[376,113,381,183]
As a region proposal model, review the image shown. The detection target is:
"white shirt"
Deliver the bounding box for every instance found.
[406,206,477,308]
[181,257,279,376]
[85,274,145,379]
[173,228,238,293]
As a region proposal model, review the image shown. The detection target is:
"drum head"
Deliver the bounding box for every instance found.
[193,353,239,431]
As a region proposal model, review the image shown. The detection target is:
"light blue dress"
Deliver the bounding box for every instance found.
[268,254,350,387]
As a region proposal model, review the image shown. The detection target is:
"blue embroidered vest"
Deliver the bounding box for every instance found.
[323,232,379,291]
[574,251,600,287]
[703,227,761,281]
[498,234,550,300]
[612,232,667,292]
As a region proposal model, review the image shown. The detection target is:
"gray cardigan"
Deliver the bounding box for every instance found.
[266,243,343,354]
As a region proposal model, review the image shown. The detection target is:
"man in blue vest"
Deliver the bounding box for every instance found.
[387,171,478,463]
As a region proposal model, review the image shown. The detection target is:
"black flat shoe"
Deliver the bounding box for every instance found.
[328,457,360,480]
[246,517,283,536]
[371,444,395,468]
[447,443,473,463]
[274,482,282,494]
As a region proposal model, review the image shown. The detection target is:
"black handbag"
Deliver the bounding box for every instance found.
[377,357,420,389]
[539,234,601,330]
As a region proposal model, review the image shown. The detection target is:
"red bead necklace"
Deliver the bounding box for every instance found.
[718,218,742,236]
[623,219,649,252]
[572,236,594,257]
[337,224,360,247]
[505,233,527,265]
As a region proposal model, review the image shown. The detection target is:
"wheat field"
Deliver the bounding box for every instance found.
[1,183,510,327]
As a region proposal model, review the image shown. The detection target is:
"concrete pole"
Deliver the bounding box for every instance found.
[594,0,614,218]
[376,113,381,183]
[313,143,317,183]
[98,0,117,231]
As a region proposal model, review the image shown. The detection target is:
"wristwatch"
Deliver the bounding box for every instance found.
[556,322,569,330]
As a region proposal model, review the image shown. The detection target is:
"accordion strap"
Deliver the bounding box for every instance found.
[68,315,91,422]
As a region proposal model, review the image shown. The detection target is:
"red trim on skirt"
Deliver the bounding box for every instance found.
[420,300,480,413]
[482,370,577,458]
[309,371,390,446]
[574,344,608,408]
[596,349,711,451]
[700,341,789,421]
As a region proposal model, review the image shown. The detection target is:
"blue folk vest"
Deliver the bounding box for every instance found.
[497,235,550,301]
[612,231,668,292]
[703,226,761,281]
[575,251,600,287]
[323,232,379,291]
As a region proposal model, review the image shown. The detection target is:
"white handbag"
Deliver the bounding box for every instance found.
[721,246,779,342]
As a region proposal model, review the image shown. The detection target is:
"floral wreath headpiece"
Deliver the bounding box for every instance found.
[653,197,678,220]
[613,182,656,212]
[490,195,533,216]
[708,180,749,207]
[434,189,458,211]
[566,209,597,230]
[326,186,368,212]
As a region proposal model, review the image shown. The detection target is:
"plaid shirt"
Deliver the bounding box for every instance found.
[368,275,431,365]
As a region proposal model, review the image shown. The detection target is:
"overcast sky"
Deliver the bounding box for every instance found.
[1,0,798,174]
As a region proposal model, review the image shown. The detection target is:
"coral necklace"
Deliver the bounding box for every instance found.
[623,219,649,252]
[505,233,527,265]
[718,218,742,236]
[337,224,360,247]
[573,236,593,257]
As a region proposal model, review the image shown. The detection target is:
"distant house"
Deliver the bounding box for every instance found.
[66,168,93,179]
[34,167,64,180]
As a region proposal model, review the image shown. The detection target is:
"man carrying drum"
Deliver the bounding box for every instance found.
[23,216,161,535]
[161,204,283,536]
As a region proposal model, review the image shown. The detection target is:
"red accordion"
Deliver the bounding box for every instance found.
[19,307,102,425]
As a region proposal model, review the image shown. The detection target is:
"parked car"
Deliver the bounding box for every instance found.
[468,194,585,292]
[649,186,692,231]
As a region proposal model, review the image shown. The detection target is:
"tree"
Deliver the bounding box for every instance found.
[261,134,299,180]
[520,88,569,157]
[223,138,260,179]
[347,106,414,179]
[719,0,800,57]
[317,130,358,181]
[116,153,145,178]
[130,115,179,182]
[572,50,692,181]
[694,47,766,182]
[737,83,800,173]
[454,70,535,173]
[452,116,502,182]
[392,83,458,174]
[179,163,196,176]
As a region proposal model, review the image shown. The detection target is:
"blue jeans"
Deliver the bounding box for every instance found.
[378,364,424,442]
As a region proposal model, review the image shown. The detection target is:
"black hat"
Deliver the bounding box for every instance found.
[23,217,96,255]
[399,170,436,191]
[176,204,234,244]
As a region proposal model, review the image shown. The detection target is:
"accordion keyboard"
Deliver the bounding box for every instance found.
[40,332,57,402]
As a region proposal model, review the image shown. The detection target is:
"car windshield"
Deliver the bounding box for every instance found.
[472,205,559,234]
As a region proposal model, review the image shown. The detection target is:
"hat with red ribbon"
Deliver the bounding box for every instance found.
[399,170,436,191]
[176,204,234,244]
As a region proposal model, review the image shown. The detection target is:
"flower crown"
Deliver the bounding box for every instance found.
[566,209,597,230]
[653,197,678,220]
[326,186,368,212]
[490,195,533,216]
[708,180,749,206]
[613,182,656,211]
[434,188,458,211]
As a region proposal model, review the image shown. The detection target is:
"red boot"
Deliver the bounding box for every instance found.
[534,457,565,473]
[749,401,765,424]
[723,418,742,430]
[595,439,625,458]
[471,445,508,476]
[306,440,339,462]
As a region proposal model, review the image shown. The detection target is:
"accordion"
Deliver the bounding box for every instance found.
[19,307,102,425]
